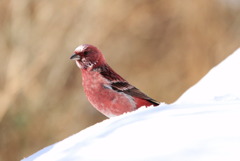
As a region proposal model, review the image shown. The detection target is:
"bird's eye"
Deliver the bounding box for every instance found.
[83,51,89,55]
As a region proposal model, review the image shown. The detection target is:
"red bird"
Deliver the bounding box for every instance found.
[70,44,159,117]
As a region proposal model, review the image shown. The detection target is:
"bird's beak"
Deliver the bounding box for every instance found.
[70,54,81,60]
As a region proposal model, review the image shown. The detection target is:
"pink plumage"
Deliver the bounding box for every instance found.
[70,44,159,117]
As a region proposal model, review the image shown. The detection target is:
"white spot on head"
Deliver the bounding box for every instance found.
[75,45,87,53]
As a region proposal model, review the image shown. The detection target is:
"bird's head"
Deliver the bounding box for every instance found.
[70,44,106,69]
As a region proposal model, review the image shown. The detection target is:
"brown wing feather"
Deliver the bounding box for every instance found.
[96,64,160,106]
[111,82,160,106]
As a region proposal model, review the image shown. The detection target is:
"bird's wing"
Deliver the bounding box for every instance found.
[98,64,159,105]
[110,82,160,106]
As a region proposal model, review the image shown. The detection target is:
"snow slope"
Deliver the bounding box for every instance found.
[175,48,240,104]
[22,48,240,161]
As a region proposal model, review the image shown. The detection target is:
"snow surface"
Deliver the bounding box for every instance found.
[175,48,240,104]
[22,48,240,161]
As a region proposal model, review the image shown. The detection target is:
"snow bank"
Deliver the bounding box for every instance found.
[176,48,240,104]
[22,48,240,161]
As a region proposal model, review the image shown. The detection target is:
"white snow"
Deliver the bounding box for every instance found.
[22,48,240,161]
[175,48,240,104]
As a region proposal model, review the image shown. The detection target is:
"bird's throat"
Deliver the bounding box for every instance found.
[76,61,83,69]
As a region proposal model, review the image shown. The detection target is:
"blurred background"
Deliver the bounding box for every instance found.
[0,0,240,160]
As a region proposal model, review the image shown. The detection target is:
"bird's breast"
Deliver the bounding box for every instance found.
[81,70,136,117]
